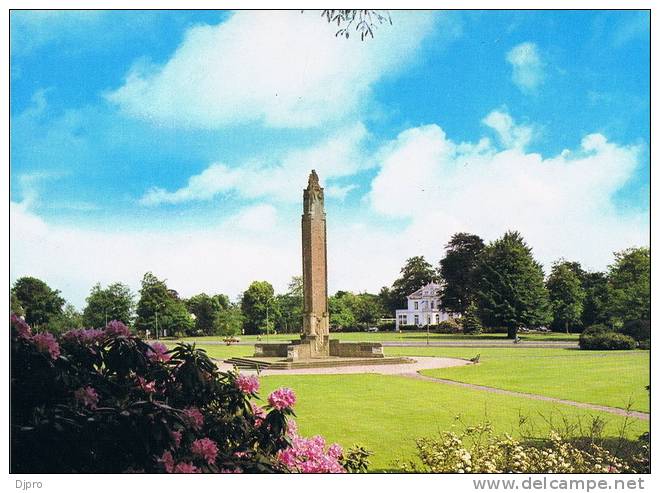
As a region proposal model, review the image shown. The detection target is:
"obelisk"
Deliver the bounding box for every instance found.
[301,170,329,357]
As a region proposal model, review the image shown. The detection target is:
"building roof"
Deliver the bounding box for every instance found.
[407,282,441,299]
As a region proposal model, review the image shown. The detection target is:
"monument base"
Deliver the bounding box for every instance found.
[253,336,386,362]
[225,355,414,371]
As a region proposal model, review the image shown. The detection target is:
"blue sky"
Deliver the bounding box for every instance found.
[10,10,650,308]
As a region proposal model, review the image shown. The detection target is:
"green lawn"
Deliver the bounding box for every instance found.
[166,343,254,360]
[384,347,650,413]
[170,330,580,344]
[258,374,649,471]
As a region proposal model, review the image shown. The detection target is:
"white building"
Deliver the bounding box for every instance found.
[395,282,457,330]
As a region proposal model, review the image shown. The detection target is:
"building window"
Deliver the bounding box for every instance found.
[402,315,407,325]
[414,315,419,325]
[414,301,419,310]
[431,300,435,309]
[427,314,431,324]
[435,314,440,324]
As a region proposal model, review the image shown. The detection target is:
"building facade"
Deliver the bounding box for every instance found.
[395,282,457,330]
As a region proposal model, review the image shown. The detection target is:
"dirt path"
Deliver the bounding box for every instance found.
[403,372,649,421]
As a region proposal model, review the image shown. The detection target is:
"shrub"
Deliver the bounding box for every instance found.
[582,324,611,336]
[396,421,641,473]
[10,314,352,474]
[398,324,421,331]
[376,321,396,332]
[579,331,637,350]
[638,339,650,350]
[462,303,482,334]
[620,319,650,342]
[432,319,463,334]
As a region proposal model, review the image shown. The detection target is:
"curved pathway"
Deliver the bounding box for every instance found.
[220,356,649,421]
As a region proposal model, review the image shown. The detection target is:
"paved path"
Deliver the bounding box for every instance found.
[197,340,579,348]
[221,356,648,421]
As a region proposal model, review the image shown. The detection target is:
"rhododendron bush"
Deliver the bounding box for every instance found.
[10,315,356,473]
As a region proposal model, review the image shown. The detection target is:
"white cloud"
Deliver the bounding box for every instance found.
[482,109,534,149]
[107,11,438,128]
[506,42,544,93]
[368,111,648,273]
[139,123,369,206]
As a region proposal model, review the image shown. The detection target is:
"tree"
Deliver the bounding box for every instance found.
[241,281,276,335]
[606,247,650,327]
[11,276,65,328]
[135,272,193,337]
[186,293,224,336]
[214,303,244,336]
[461,301,482,334]
[475,231,551,339]
[377,286,398,316]
[439,233,485,315]
[274,277,304,334]
[82,282,135,328]
[47,303,84,335]
[319,10,392,40]
[546,262,586,334]
[329,292,357,330]
[580,271,610,328]
[390,256,439,311]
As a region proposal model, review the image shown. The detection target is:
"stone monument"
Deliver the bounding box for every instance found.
[232,170,412,369]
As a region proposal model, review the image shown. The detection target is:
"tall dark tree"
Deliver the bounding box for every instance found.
[11,276,65,328]
[607,247,650,327]
[581,271,610,328]
[83,282,135,328]
[241,281,277,335]
[546,262,586,334]
[377,286,398,316]
[389,256,439,311]
[475,231,551,338]
[439,233,485,315]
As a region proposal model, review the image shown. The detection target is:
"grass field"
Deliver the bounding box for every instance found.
[258,374,649,471]
[169,330,580,344]
[385,347,650,413]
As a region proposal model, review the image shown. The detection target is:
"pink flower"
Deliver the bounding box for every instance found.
[268,387,296,410]
[74,386,99,409]
[251,403,266,427]
[235,374,259,394]
[11,314,32,339]
[31,332,61,360]
[136,376,156,393]
[105,320,130,337]
[173,462,199,474]
[182,406,204,430]
[146,341,171,363]
[159,450,175,473]
[62,328,104,345]
[277,433,346,473]
[286,418,298,438]
[191,437,218,465]
[171,430,182,449]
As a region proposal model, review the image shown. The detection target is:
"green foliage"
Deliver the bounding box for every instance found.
[340,444,373,473]
[329,291,386,330]
[274,277,303,334]
[83,282,135,328]
[241,281,276,335]
[135,272,193,337]
[329,292,357,329]
[10,318,293,473]
[185,293,228,336]
[389,256,439,311]
[433,318,463,334]
[11,276,65,329]
[620,319,650,342]
[47,303,84,335]
[579,331,637,350]
[10,291,25,317]
[580,271,610,329]
[397,420,645,473]
[607,247,650,327]
[439,233,485,314]
[319,10,391,40]
[214,303,244,336]
[461,302,482,334]
[475,231,551,338]
[546,262,586,333]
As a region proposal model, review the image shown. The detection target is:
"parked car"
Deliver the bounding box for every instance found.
[366,327,379,333]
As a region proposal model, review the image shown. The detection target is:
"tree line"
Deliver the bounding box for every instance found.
[10,230,649,339]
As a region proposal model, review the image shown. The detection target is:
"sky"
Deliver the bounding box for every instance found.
[9,10,650,309]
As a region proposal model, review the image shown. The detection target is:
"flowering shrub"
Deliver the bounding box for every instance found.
[396,421,646,473]
[10,315,301,473]
[276,420,345,473]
